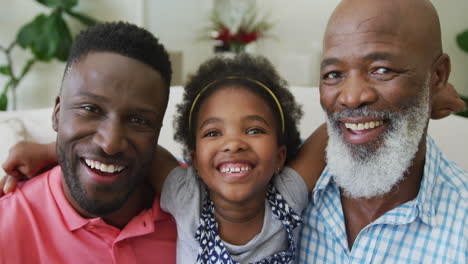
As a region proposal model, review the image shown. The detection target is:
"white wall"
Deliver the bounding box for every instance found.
[146,0,468,94]
[1,0,467,110]
[144,0,214,85]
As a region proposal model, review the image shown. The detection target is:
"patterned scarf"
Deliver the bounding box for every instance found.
[195,184,302,264]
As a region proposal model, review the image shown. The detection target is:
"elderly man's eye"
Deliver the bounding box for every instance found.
[323,71,341,80]
[82,105,100,113]
[322,71,343,85]
[371,67,399,81]
[374,67,392,74]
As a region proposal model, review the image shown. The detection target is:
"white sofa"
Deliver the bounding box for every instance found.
[1,86,467,179]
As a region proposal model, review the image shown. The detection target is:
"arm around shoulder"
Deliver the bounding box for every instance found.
[287,123,327,192]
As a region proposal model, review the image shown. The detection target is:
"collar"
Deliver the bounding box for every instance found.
[49,166,172,237]
[312,135,442,226]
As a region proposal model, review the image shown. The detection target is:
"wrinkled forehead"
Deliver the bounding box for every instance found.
[325,2,405,48]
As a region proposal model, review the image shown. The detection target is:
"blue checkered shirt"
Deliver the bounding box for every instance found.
[297,136,468,263]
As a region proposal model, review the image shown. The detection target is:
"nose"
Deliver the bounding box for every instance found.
[93,118,128,155]
[222,136,249,153]
[337,72,378,109]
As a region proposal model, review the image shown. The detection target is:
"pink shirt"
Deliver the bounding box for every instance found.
[0,166,176,264]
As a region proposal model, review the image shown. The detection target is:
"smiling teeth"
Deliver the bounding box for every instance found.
[220,166,251,173]
[345,121,384,131]
[84,159,125,173]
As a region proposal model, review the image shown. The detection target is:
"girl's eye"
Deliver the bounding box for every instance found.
[246,128,265,135]
[204,130,221,137]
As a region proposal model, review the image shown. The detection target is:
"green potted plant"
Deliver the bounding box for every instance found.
[456,29,468,117]
[0,0,97,111]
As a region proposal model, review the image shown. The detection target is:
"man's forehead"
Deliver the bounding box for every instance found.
[327,2,400,35]
[61,52,168,111]
[324,0,441,59]
[324,1,404,47]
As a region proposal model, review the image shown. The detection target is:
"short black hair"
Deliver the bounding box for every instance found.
[64,21,172,90]
[174,54,303,164]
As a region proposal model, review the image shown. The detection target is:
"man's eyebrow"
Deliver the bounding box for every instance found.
[199,117,223,130]
[74,91,109,102]
[321,57,340,69]
[74,92,161,116]
[243,115,271,128]
[364,52,394,61]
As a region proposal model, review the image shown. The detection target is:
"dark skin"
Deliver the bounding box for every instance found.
[321,0,452,248]
[190,87,287,245]
[51,52,167,228]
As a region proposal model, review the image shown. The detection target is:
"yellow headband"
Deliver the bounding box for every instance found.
[188,76,285,134]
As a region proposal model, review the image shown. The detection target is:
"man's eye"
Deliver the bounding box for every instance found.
[204,131,220,137]
[246,128,265,135]
[82,105,100,113]
[322,71,343,85]
[371,67,398,81]
[323,71,341,79]
[130,116,149,126]
[373,67,392,74]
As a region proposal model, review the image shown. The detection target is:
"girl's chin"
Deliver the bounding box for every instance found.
[211,185,267,205]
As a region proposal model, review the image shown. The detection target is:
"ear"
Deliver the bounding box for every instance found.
[429,54,461,119]
[276,145,287,173]
[430,54,451,92]
[52,96,61,132]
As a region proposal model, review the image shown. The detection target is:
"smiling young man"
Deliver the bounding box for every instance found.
[0,22,176,263]
[297,0,468,263]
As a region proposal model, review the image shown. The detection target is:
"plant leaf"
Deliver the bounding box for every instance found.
[16,10,72,61]
[35,0,78,9]
[0,65,11,76]
[44,10,73,61]
[16,14,48,50]
[65,10,98,26]
[0,87,8,111]
[456,30,468,53]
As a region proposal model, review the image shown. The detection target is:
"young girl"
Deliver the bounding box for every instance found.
[163,54,324,263]
[1,54,325,263]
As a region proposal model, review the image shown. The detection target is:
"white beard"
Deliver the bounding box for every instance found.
[325,85,430,198]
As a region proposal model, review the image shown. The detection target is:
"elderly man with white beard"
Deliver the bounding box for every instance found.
[297,0,468,263]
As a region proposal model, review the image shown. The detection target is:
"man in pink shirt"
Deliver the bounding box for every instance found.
[0,22,176,263]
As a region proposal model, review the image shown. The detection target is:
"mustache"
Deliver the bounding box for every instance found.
[327,107,402,122]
